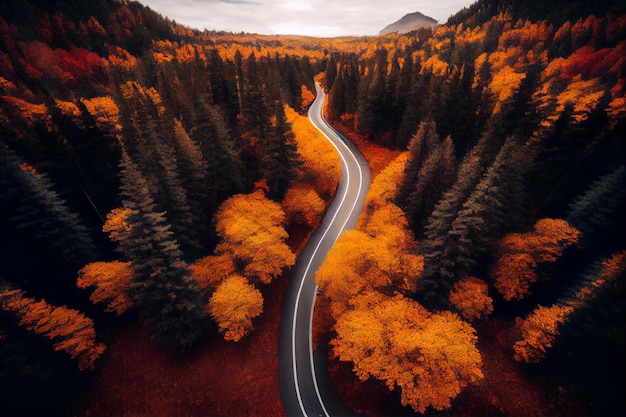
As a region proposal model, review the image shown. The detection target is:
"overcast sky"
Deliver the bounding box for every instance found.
[138,0,476,37]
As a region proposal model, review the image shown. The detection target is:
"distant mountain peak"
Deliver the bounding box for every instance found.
[379,11,438,35]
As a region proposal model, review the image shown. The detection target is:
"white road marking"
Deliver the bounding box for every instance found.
[291,83,367,417]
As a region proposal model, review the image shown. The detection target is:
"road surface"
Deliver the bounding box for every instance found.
[278,83,370,417]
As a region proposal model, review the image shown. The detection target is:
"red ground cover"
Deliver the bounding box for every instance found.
[73,270,289,417]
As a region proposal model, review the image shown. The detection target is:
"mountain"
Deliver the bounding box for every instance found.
[379,11,438,35]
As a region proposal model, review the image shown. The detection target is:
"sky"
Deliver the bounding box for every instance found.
[138,0,476,37]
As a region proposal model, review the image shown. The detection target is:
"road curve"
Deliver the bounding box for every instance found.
[279,83,370,417]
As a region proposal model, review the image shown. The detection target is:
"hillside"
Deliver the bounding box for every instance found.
[379,11,438,35]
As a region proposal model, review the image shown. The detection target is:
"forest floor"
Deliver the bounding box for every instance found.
[71,272,290,417]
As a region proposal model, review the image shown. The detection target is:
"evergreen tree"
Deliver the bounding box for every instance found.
[446,136,528,279]
[566,165,626,249]
[420,147,484,300]
[262,101,302,200]
[116,149,208,350]
[0,144,97,271]
[190,104,245,211]
[396,119,441,207]
[173,119,212,242]
[405,135,457,236]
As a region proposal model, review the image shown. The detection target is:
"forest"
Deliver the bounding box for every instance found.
[1,0,625,416]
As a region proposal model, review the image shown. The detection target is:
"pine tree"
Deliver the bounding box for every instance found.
[566,165,626,249]
[173,119,211,238]
[446,136,527,279]
[0,144,97,269]
[262,101,302,200]
[0,283,105,371]
[420,147,484,299]
[116,149,208,350]
[405,135,457,236]
[396,119,442,209]
[190,104,245,213]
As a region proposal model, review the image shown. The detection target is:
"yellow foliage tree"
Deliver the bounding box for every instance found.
[332,292,483,414]
[0,286,106,370]
[77,261,134,315]
[214,189,295,284]
[208,275,263,342]
[449,276,494,321]
[80,96,122,136]
[301,84,315,109]
[282,185,326,230]
[316,228,421,318]
[285,106,340,200]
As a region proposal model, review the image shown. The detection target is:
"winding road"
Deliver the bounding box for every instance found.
[278,83,370,417]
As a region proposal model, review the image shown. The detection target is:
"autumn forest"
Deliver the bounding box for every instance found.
[1,0,625,416]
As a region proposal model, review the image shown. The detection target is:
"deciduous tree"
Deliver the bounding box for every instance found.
[77,261,134,316]
[513,304,574,363]
[214,188,295,284]
[208,275,263,342]
[332,292,483,414]
[449,276,494,321]
[493,218,580,300]
[0,285,105,371]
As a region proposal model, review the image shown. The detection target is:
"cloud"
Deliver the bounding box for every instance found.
[140,0,475,36]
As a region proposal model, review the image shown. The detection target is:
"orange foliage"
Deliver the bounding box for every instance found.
[449,276,494,321]
[0,76,16,93]
[555,76,605,124]
[282,185,325,230]
[0,287,106,370]
[316,228,421,318]
[332,292,483,413]
[77,261,134,316]
[214,189,295,284]
[489,65,526,114]
[530,218,581,262]
[104,44,137,70]
[362,152,409,212]
[0,95,48,123]
[18,162,36,174]
[189,253,236,290]
[513,304,574,363]
[493,219,580,300]
[493,253,538,301]
[80,95,122,135]
[300,84,315,109]
[420,54,449,77]
[208,275,263,342]
[285,105,340,200]
[54,99,81,118]
[103,207,134,243]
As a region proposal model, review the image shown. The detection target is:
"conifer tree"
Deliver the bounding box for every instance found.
[396,119,441,207]
[420,147,484,297]
[262,101,302,200]
[191,104,245,211]
[566,165,626,249]
[0,144,97,269]
[446,136,527,278]
[172,119,211,239]
[404,135,457,235]
[115,149,208,350]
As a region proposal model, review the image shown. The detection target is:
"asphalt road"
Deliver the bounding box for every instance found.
[278,82,370,417]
